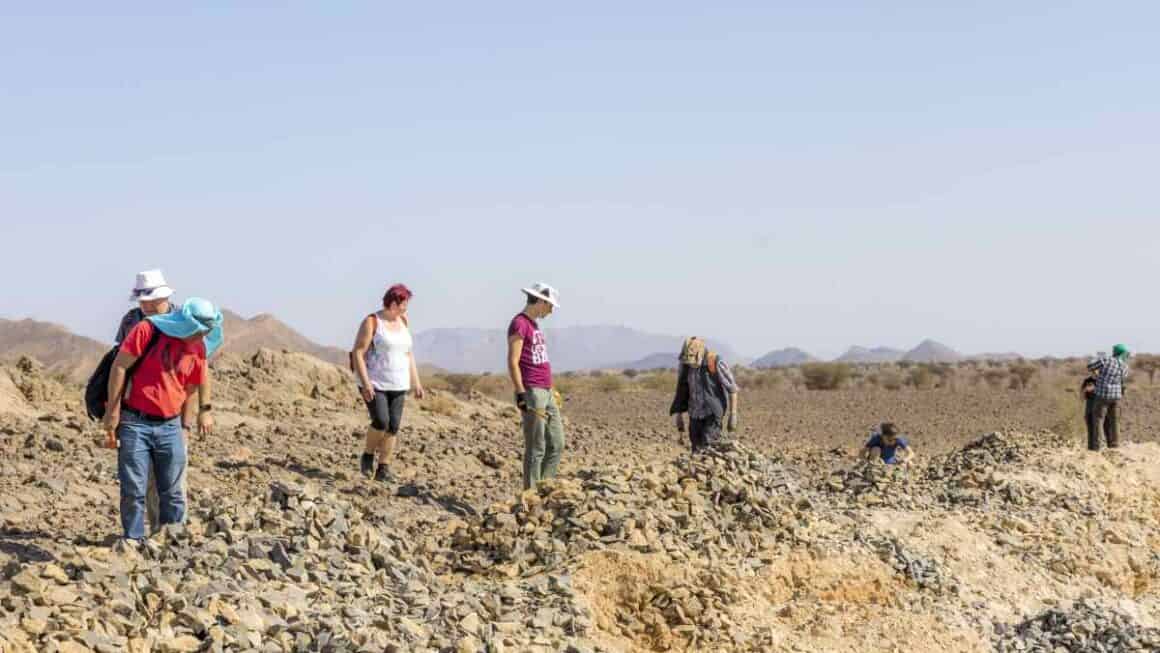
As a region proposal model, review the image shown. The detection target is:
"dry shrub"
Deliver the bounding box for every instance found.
[439,373,479,396]
[553,374,579,396]
[640,371,676,393]
[982,369,1007,389]
[880,371,904,391]
[930,363,955,388]
[800,363,851,391]
[421,392,459,417]
[596,374,627,393]
[473,374,510,400]
[907,365,933,389]
[1009,362,1038,390]
[622,368,639,379]
[1135,354,1160,384]
[423,375,452,393]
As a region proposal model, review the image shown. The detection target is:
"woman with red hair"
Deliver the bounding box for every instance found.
[350,283,424,482]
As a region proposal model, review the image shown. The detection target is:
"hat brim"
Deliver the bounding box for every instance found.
[130,286,174,303]
[521,288,559,307]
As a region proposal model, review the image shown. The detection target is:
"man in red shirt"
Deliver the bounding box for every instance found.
[102,298,222,541]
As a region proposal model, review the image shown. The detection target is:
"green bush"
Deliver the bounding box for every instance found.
[800,363,851,390]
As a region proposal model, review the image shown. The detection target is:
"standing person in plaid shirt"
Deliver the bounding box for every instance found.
[1087,344,1130,449]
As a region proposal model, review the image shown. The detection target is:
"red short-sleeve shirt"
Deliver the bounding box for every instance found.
[119,320,207,418]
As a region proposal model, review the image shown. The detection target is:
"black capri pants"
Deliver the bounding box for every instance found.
[365,390,406,433]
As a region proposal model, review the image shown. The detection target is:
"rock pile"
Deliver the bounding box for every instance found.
[993,600,1160,652]
[822,461,914,507]
[856,533,954,595]
[451,441,799,577]
[0,480,604,653]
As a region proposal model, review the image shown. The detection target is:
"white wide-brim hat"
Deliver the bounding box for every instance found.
[522,282,560,307]
[129,269,175,303]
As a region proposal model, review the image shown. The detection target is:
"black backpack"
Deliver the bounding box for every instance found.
[85,328,162,420]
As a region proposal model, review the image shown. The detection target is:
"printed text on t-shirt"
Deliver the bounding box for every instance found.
[530,331,549,364]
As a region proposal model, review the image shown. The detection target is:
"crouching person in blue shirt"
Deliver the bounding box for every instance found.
[862,422,914,465]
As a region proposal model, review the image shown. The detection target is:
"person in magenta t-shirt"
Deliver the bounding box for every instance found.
[507,283,565,490]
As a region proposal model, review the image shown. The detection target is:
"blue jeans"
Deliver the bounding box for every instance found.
[117,412,187,540]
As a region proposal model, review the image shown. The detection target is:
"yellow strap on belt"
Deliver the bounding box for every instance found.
[520,388,562,423]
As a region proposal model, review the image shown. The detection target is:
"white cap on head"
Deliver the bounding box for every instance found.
[129,269,175,303]
[521,282,560,307]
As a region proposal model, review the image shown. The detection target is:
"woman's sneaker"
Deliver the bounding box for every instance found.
[373,464,394,483]
[360,453,375,478]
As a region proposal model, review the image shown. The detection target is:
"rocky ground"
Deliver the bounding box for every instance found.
[1,352,1158,652]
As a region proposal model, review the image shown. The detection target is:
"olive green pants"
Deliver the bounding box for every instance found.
[522,388,565,490]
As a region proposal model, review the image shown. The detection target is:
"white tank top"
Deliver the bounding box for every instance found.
[363,317,412,392]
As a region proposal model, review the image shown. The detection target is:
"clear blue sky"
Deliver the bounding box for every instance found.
[2,3,1157,359]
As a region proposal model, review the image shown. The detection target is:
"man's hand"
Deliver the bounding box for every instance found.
[515,392,529,412]
[182,424,193,442]
[360,386,375,403]
[198,411,214,435]
[102,410,120,449]
[726,410,738,432]
[413,384,425,400]
[674,413,685,432]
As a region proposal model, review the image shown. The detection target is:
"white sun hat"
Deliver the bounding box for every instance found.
[521,282,560,307]
[129,269,175,303]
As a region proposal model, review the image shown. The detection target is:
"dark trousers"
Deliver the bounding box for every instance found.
[1090,398,1120,450]
[1084,399,1098,451]
[689,415,721,453]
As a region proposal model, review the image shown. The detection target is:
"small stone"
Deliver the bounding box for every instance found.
[10,570,47,596]
[460,612,482,635]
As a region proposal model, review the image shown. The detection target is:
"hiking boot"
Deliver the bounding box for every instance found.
[373,464,393,483]
[360,453,375,478]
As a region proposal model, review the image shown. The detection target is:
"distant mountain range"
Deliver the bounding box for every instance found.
[835,346,907,363]
[416,326,740,373]
[751,340,1016,366]
[752,348,817,369]
[0,311,349,382]
[2,312,1033,380]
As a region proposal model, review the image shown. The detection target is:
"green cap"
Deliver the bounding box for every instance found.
[1113,344,1129,358]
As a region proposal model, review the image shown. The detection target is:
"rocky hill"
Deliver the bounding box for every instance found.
[902,339,964,363]
[611,352,679,371]
[835,345,906,363]
[0,318,108,382]
[220,311,347,366]
[751,347,816,368]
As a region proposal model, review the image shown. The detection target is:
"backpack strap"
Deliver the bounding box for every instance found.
[119,324,163,405]
[368,313,379,354]
[127,324,163,381]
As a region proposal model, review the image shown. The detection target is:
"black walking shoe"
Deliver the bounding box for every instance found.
[360,453,375,478]
[373,464,394,483]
